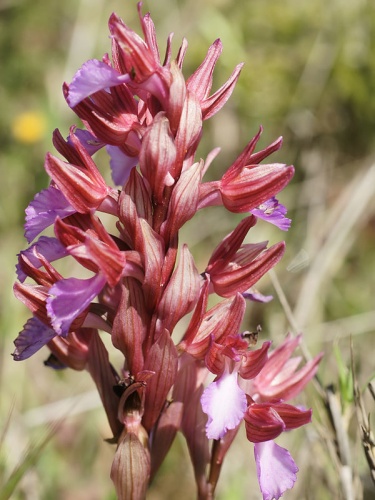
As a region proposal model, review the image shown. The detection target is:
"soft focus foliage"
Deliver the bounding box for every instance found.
[1,0,375,498]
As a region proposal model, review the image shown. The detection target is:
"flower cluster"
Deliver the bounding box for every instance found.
[13,4,322,499]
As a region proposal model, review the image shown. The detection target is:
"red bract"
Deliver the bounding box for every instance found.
[66,82,142,152]
[244,402,312,443]
[13,4,320,500]
[139,113,176,203]
[250,334,323,402]
[45,128,110,212]
[220,162,295,213]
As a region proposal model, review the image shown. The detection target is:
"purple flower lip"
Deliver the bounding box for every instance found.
[250,196,291,231]
[13,317,56,361]
[24,186,76,243]
[67,59,131,108]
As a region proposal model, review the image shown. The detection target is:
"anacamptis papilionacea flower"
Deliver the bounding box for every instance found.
[13,4,322,499]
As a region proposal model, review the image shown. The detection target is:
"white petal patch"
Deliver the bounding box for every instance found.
[254,440,298,500]
[201,371,247,439]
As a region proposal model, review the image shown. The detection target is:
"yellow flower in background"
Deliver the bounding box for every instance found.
[11,111,46,143]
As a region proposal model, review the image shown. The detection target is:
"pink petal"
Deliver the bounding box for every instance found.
[250,197,291,231]
[16,236,68,282]
[242,288,273,303]
[106,145,137,186]
[46,274,106,334]
[254,440,298,500]
[68,128,104,156]
[67,59,130,107]
[156,244,200,335]
[201,63,244,120]
[186,39,223,101]
[239,341,271,379]
[25,186,76,243]
[201,371,247,439]
[13,317,56,360]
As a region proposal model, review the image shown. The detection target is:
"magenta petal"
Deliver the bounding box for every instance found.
[69,129,104,156]
[67,59,131,107]
[106,145,138,186]
[13,317,56,360]
[17,236,68,282]
[25,186,76,243]
[242,287,273,303]
[254,440,298,500]
[201,371,247,439]
[46,274,106,335]
[250,197,291,231]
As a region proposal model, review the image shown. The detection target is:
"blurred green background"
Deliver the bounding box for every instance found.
[1,0,375,498]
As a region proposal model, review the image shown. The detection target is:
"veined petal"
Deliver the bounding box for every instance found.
[223,128,263,181]
[260,355,323,402]
[198,180,222,209]
[204,339,226,376]
[139,113,176,203]
[211,242,285,298]
[221,163,295,213]
[271,403,312,430]
[44,152,108,213]
[25,186,76,243]
[137,219,165,309]
[251,334,323,402]
[16,250,61,288]
[138,7,160,63]
[174,92,202,174]
[183,293,246,358]
[201,371,247,439]
[239,341,271,379]
[67,59,130,107]
[178,279,210,352]
[223,129,283,183]
[111,432,150,500]
[201,63,244,120]
[65,84,141,149]
[46,329,93,371]
[46,274,106,335]
[84,232,127,288]
[142,329,178,431]
[53,216,128,287]
[13,316,56,360]
[162,160,204,241]
[244,404,285,443]
[258,334,301,386]
[186,39,223,102]
[14,282,50,325]
[167,61,186,135]
[109,12,157,80]
[112,280,147,375]
[254,440,298,500]
[16,236,68,282]
[156,244,200,335]
[206,215,257,274]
